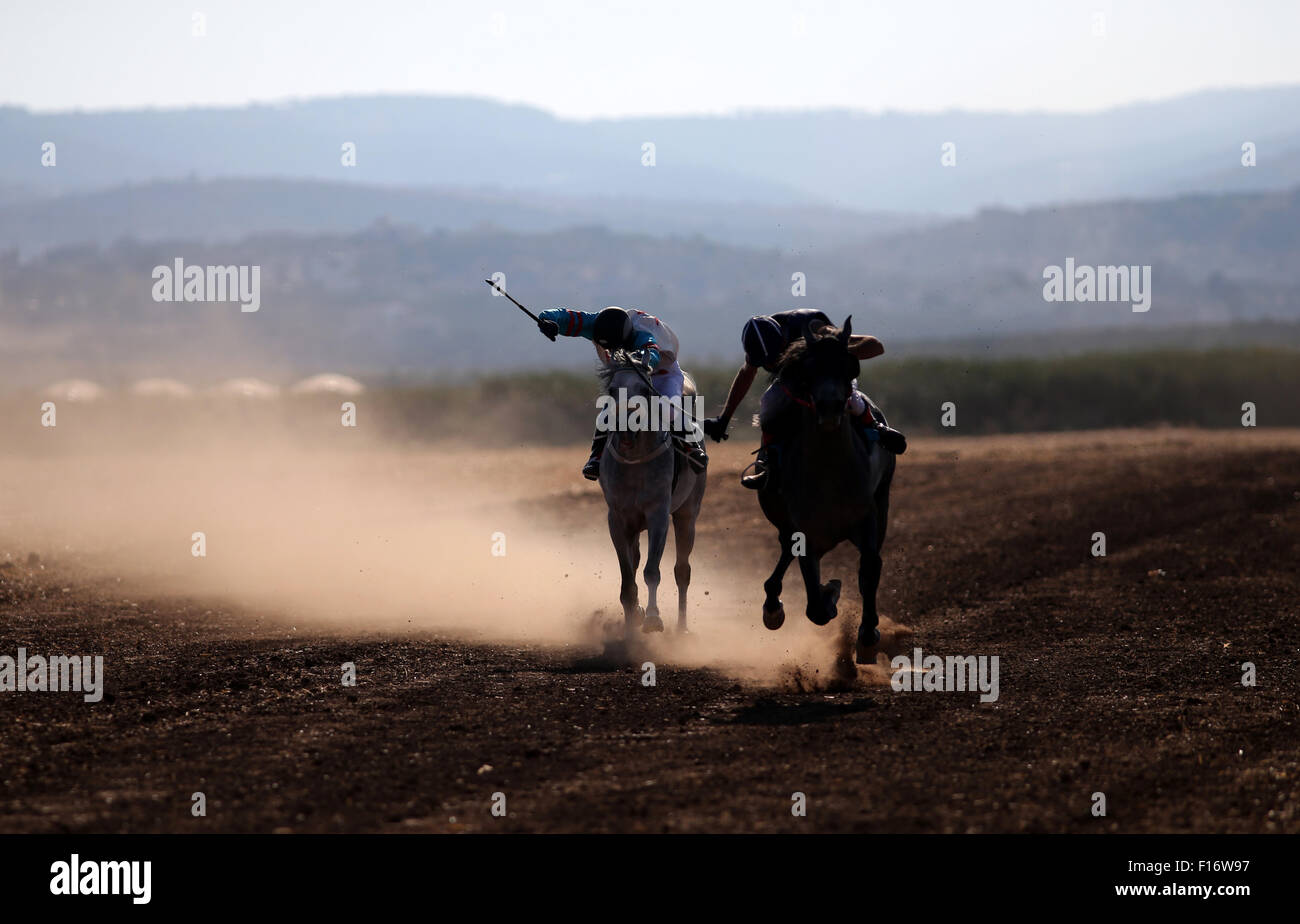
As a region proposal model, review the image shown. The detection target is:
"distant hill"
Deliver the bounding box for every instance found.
[0,177,928,258]
[4,86,1300,213]
[836,189,1300,281]
[3,186,1299,388]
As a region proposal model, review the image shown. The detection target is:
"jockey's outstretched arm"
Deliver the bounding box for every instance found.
[536,308,661,369]
[719,361,759,420]
[537,307,595,340]
[702,360,759,441]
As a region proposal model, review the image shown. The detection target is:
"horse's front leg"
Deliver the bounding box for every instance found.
[608,512,642,635]
[762,533,795,630]
[641,505,670,633]
[797,551,841,626]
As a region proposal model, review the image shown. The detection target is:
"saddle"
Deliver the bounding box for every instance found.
[672,370,705,490]
[764,398,903,474]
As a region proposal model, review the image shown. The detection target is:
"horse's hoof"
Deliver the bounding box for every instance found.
[642,613,665,633]
[762,603,785,630]
[855,626,881,664]
[806,580,841,626]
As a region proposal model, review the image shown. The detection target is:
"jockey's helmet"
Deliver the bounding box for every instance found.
[742,315,785,369]
[593,306,634,350]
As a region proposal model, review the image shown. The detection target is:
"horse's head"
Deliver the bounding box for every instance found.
[598,352,654,407]
[596,352,663,456]
[776,316,861,430]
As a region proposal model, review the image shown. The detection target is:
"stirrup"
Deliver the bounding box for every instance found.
[740,455,768,490]
[582,455,601,481]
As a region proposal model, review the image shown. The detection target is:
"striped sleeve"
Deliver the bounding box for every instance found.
[538,308,597,339]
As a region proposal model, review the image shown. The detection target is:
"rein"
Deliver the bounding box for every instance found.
[605,431,672,465]
[779,382,816,410]
[602,352,701,466]
[611,350,703,430]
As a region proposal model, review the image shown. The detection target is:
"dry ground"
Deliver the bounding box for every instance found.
[2,429,1298,832]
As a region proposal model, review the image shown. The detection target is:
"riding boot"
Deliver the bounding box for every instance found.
[876,424,907,455]
[851,401,908,455]
[583,431,608,480]
[858,417,907,455]
[674,435,708,473]
[675,415,708,472]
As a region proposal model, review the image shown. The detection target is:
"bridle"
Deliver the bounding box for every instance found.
[605,430,672,465]
[779,381,817,411]
[602,351,691,465]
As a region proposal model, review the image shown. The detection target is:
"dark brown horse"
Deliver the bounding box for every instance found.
[756,317,896,663]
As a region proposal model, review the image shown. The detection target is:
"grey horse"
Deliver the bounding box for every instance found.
[756,317,896,664]
[597,356,708,636]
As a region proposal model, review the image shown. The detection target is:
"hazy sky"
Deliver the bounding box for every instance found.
[2,0,1298,118]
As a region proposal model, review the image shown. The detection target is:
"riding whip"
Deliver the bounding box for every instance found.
[483,279,555,341]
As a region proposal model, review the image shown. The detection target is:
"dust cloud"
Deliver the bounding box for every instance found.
[0,405,898,687]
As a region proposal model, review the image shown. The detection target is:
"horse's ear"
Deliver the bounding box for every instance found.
[801,317,816,345]
[839,316,852,343]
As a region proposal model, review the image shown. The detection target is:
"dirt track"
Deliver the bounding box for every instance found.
[3,430,1299,833]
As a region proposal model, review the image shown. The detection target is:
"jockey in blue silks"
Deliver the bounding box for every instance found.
[537,305,708,480]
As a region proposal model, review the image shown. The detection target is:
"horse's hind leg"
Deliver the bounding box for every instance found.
[798,553,841,626]
[641,507,670,633]
[671,510,696,633]
[856,456,894,662]
[855,530,883,660]
[762,535,795,630]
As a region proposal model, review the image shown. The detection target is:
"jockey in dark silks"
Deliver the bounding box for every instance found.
[537,305,708,480]
[701,308,906,489]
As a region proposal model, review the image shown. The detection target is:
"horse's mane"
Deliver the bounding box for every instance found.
[771,323,845,384]
[596,352,648,393]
